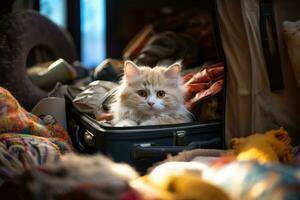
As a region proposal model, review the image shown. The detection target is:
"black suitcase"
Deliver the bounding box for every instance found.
[65,91,223,172]
[65,0,226,173]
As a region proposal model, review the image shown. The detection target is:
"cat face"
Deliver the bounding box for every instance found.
[119,61,184,115]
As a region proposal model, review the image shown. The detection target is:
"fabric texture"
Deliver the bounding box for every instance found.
[183,62,224,110]
[0,134,65,171]
[282,20,300,87]
[148,158,300,200]
[0,87,69,141]
[73,80,118,116]
[133,32,200,67]
[0,87,71,171]
[204,160,300,200]
[0,153,140,200]
[27,59,77,90]
[93,58,124,82]
[75,64,224,124]
[218,0,300,146]
[293,146,300,166]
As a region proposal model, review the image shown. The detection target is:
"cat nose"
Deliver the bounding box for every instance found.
[147,102,155,107]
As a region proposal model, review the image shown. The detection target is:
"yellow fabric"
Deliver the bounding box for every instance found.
[230,128,294,165]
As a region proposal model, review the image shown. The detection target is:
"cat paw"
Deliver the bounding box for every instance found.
[115,119,138,127]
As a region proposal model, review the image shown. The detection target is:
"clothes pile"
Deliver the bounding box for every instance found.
[183,62,224,122]
[0,87,71,171]
[73,62,224,124]
[0,88,300,200]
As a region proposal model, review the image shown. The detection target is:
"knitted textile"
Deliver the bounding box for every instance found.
[0,87,71,170]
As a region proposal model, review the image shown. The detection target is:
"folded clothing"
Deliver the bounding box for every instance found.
[73,63,224,124]
[133,31,199,67]
[183,62,224,121]
[93,58,124,82]
[72,80,118,117]
[123,9,217,68]
[183,62,224,108]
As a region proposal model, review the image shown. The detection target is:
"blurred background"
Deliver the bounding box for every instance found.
[2,0,106,69]
[0,0,224,112]
[1,0,219,69]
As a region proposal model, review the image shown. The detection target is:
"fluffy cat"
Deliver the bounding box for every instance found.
[110,61,192,126]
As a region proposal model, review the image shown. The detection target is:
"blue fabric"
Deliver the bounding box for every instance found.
[206,161,300,200]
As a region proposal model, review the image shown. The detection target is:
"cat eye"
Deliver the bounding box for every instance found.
[137,90,147,97]
[157,90,165,98]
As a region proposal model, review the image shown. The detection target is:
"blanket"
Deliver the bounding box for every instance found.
[205,160,300,200]
[0,87,71,171]
[143,159,300,200]
[0,87,140,199]
[0,154,140,200]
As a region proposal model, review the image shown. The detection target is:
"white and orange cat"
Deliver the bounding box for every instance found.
[110,61,192,126]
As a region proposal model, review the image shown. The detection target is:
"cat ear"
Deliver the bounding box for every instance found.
[124,60,140,81]
[165,62,181,79]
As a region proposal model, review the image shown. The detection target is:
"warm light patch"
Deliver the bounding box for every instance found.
[237,147,278,163]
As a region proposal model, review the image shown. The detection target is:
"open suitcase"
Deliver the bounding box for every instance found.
[65,0,226,172]
[66,93,223,172]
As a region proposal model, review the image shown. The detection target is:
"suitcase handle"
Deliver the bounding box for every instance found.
[131,138,221,162]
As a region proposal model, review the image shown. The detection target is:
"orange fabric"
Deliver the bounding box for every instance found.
[0,86,71,144]
[184,62,224,110]
[96,113,114,121]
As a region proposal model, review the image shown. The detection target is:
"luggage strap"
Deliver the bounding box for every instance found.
[260,0,284,91]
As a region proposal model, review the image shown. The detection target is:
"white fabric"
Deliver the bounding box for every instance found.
[217,0,253,143]
[218,0,300,146]
[73,80,118,115]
